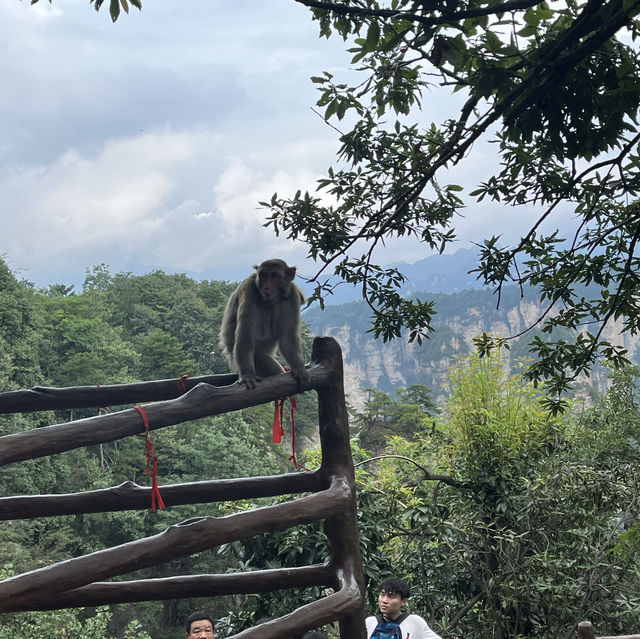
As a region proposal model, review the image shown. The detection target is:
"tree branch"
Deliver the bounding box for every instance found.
[354,454,468,489]
[294,0,547,26]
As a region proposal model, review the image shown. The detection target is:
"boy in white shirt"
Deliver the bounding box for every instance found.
[365,576,442,639]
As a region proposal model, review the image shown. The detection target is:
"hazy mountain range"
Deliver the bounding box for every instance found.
[302,249,638,408]
[300,247,485,305]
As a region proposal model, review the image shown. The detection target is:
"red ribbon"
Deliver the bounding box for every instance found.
[272,397,307,471]
[272,398,285,444]
[177,373,189,395]
[133,405,165,511]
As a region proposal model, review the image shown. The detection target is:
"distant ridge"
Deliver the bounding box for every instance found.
[392,246,485,295]
[302,281,640,409]
[299,246,486,305]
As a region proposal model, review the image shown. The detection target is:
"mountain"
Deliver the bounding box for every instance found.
[392,246,484,294]
[302,285,640,409]
[297,247,484,305]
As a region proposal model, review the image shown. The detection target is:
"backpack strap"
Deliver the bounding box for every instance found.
[395,612,409,625]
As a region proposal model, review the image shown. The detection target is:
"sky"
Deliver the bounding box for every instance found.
[0,0,545,291]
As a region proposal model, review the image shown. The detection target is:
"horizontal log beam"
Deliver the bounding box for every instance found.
[0,476,350,612]
[0,472,329,520]
[229,570,362,639]
[5,564,336,611]
[0,374,238,414]
[578,623,640,639]
[0,366,330,467]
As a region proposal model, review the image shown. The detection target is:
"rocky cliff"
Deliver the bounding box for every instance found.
[303,286,640,408]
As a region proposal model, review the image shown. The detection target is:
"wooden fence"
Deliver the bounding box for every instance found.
[577,621,640,639]
[0,337,366,639]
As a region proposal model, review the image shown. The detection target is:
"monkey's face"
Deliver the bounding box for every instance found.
[257,269,284,301]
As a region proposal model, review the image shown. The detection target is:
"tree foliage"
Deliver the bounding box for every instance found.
[28,0,141,23]
[259,0,640,410]
[0,258,314,636]
[355,354,640,638]
[0,587,152,639]
[1,252,639,637]
[352,384,437,451]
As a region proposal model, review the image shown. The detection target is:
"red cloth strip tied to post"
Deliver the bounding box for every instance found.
[272,398,286,443]
[287,396,307,471]
[133,405,165,511]
[272,397,308,471]
[177,373,189,395]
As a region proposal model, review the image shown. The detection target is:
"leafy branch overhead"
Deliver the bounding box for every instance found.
[28,0,141,23]
[260,0,640,409]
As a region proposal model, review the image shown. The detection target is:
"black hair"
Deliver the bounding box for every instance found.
[302,632,329,639]
[185,611,214,634]
[380,576,411,600]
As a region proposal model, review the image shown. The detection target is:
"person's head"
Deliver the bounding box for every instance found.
[185,611,214,639]
[301,631,329,639]
[378,576,411,620]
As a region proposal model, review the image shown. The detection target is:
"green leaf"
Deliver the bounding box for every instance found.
[109,0,120,21]
[517,24,538,37]
[365,20,381,52]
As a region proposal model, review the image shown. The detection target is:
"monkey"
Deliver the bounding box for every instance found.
[219,258,310,390]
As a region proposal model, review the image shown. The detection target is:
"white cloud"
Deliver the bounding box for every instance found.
[0,0,353,287]
[0,0,561,289]
[0,121,336,285]
[1,0,62,27]
[148,146,331,274]
[2,130,193,258]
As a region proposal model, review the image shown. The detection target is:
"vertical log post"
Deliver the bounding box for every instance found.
[578,622,596,639]
[314,337,366,639]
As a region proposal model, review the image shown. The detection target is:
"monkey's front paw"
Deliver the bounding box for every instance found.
[238,374,260,389]
[292,367,310,389]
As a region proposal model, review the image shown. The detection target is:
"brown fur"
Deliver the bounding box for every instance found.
[219,259,309,389]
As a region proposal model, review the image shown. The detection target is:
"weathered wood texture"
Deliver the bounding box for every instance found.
[577,621,640,639]
[315,336,366,637]
[0,373,238,414]
[0,478,349,611]
[0,474,328,519]
[0,367,329,466]
[7,565,335,611]
[0,337,366,639]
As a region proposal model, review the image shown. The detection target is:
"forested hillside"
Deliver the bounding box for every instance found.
[0,259,320,637]
[1,259,639,639]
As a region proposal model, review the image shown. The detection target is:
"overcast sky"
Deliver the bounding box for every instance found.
[0,0,549,291]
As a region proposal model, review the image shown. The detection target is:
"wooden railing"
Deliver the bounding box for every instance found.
[0,337,366,639]
[577,621,640,639]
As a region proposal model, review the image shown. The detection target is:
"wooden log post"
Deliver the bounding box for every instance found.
[578,622,597,639]
[313,337,367,639]
[7,565,335,611]
[0,473,328,520]
[577,620,640,639]
[0,479,349,612]
[0,366,330,466]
